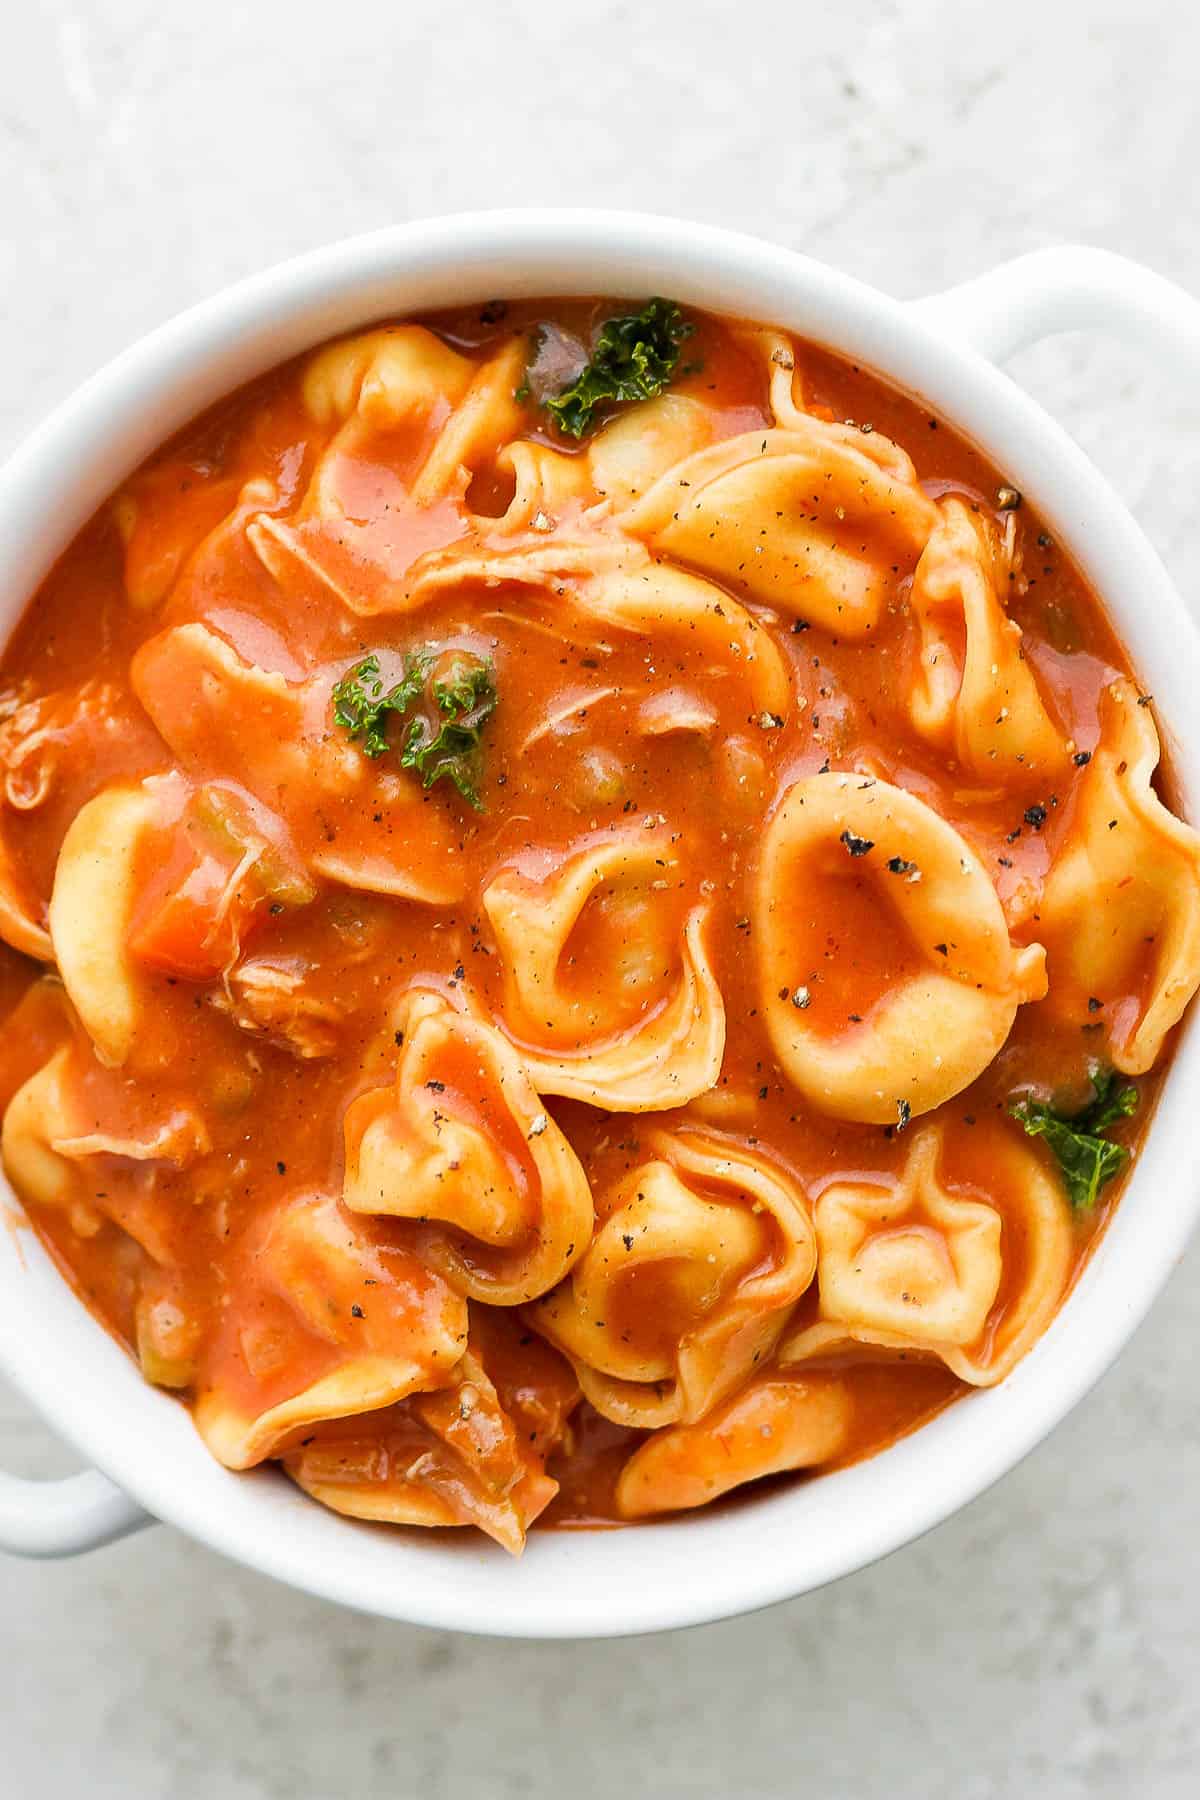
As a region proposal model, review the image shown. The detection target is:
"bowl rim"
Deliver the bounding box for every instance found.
[2,208,1198,1638]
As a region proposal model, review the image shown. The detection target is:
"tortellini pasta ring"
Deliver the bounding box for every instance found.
[908,497,1068,778]
[481,833,726,1112]
[782,1122,1073,1386]
[301,327,526,545]
[342,987,594,1305]
[614,1371,852,1519]
[493,439,595,532]
[283,1319,574,1555]
[585,392,717,507]
[198,1357,451,1475]
[301,325,476,430]
[193,1190,469,1471]
[620,416,938,636]
[1,1046,76,1216]
[2,1041,212,1259]
[756,772,1047,1123]
[1018,679,1200,1073]
[526,1127,817,1429]
[48,782,162,1069]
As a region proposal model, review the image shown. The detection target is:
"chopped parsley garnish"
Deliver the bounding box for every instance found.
[545,299,694,439]
[401,650,498,809]
[331,653,425,759]
[1008,1064,1139,1210]
[331,648,498,811]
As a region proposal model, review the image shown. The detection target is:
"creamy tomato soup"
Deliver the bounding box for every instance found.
[1,297,1197,1551]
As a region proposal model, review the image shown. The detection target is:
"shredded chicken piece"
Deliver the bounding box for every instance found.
[519,687,620,754]
[0,680,125,811]
[481,610,614,655]
[210,959,346,1060]
[637,688,719,738]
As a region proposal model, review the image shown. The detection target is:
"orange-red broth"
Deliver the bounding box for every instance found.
[0,299,1155,1529]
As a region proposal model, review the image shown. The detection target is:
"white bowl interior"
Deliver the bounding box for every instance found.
[2,212,1198,1637]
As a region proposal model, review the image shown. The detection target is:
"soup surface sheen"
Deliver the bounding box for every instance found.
[2,297,1198,1553]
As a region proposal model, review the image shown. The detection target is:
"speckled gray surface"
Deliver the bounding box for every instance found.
[3,2,1200,1794]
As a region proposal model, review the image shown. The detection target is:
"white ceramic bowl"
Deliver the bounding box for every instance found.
[2,212,1200,1639]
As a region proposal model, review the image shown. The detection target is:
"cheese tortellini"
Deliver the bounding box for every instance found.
[782,1121,1073,1385]
[527,1128,816,1428]
[0,677,164,962]
[586,393,717,506]
[481,832,725,1111]
[342,988,593,1305]
[755,773,1047,1122]
[283,1311,578,1553]
[1015,679,1200,1072]
[193,1189,469,1471]
[48,782,164,1068]
[263,326,528,614]
[614,1371,852,1519]
[302,324,526,506]
[908,498,1068,778]
[2,1036,210,1264]
[621,415,937,634]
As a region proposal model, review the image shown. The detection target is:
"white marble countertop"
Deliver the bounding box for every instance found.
[3,2,1199,1794]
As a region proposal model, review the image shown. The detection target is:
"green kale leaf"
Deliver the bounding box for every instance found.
[331,648,497,810]
[399,651,498,811]
[331,653,427,760]
[1079,1065,1140,1134]
[1008,1064,1139,1210]
[545,298,694,439]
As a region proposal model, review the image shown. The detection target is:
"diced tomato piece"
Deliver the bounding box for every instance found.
[129,847,266,980]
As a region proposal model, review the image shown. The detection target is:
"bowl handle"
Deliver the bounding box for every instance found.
[912,244,1200,371]
[0,1465,151,1558]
